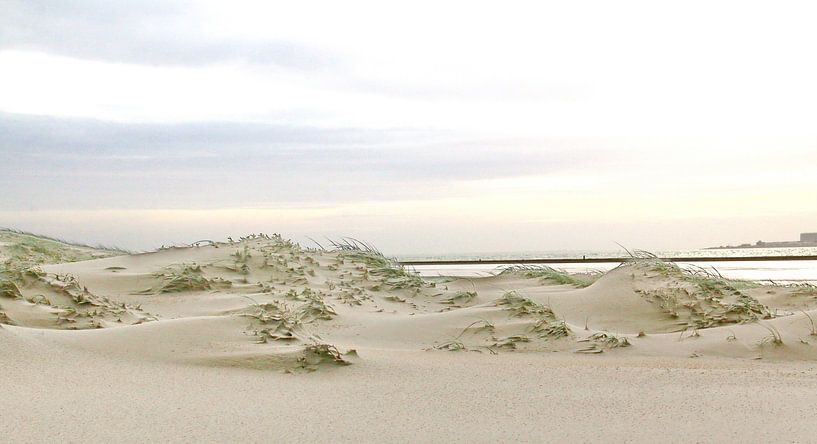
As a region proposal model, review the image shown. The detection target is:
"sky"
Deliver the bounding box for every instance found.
[1,0,816,254]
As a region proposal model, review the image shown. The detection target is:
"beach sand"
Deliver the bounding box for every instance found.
[2,231,817,442]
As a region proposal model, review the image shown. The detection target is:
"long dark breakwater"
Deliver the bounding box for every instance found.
[399,255,817,266]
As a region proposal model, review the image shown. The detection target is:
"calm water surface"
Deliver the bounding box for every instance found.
[403,247,817,282]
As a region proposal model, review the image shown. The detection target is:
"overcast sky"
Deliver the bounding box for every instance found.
[1,0,816,254]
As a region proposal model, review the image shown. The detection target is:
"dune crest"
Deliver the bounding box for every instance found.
[1,232,816,372]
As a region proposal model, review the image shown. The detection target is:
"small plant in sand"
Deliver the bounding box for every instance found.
[149,264,231,293]
[623,251,760,292]
[383,294,407,303]
[0,229,127,270]
[634,260,772,329]
[297,296,337,321]
[790,283,817,298]
[500,265,594,288]
[460,319,495,334]
[758,322,784,347]
[431,340,468,351]
[0,310,14,325]
[336,287,368,306]
[243,300,303,342]
[294,343,352,371]
[428,319,495,353]
[25,294,52,305]
[802,311,817,336]
[531,318,572,339]
[495,291,554,318]
[330,238,428,290]
[490,335,531,351]
[0,280,23,299]
[232,245,252,263]
[579,332,631,348]
[440,290,477,307]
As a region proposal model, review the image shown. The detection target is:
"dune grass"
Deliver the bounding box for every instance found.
[0,280,22,299]
[151,264,231,293]
[490,335,531,350]
[245,300,303,343]
[295,343,352,371]
[441,290,477,306]
[532,318,572,339]
[330,238,427,290]
[803,311,817,337]
[495,291,554,318]
[1,228,130,254]
[501,265,594,287]
[791,283,817,297]
[626,253,772,330]
[758,322,784,347]
[579,332,631,348]
[626,254,760,292]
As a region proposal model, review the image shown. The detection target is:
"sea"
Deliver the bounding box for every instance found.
[397,247,817,283]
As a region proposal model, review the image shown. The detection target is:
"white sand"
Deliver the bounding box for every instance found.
[2,234,817,442]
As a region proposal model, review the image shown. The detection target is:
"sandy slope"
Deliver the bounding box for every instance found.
[3,234,817,442]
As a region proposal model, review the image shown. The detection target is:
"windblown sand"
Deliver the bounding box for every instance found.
[2,233,817,442]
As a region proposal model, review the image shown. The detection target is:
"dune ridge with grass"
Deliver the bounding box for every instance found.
[3,231,817,442]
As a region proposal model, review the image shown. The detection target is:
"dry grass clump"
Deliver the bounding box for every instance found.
[43,273,156,328]
[336,287,369,305]
[282,288,336,319]
[331,239,428,290]
[294,343,352,371]
[151,264,231,293]
[494,292,571,340]
[576,332,631,353]
[428,320,495,353]
[298,296,337,321]
[758,322,784,347]
[791,283,817,298]
[803,311,817,337]
[0,310,14,326]
[244,300,303,343]
[431,340,468,351]
[0,229,127,269]
[501,265,594,287]
[440,291,477,306]
[629,256,759,292]
[628,256,771,330]
[532,318,572,339]
[495,291,554,318]
[284,287,322,301]
[0,280,22,299]
[490,335,531,350]
[244,289,337,343]
[637,286,770,330]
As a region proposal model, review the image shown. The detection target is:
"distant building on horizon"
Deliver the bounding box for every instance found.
[801,232,817,243]
[708,232,817,249]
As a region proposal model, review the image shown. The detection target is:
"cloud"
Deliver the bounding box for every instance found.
[0,0,335,69]
[0,112,610,210]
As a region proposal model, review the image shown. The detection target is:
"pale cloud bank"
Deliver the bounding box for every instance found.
[1,0,816,252]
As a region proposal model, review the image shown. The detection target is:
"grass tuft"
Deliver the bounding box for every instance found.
[296,343,352,370]
[330,238,428,290]
[151,264,232,293]
[495,291,554,318]
[578,332,631,350]
[0,280,23,299]
[758,322,784,347]
[501,265,594,287]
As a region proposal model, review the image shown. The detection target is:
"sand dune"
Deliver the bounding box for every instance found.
[3,231,817,442]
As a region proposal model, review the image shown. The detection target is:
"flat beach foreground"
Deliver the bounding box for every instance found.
[2,231,817,442]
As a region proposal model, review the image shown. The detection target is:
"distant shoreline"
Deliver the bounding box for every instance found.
[707,242,817,250]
